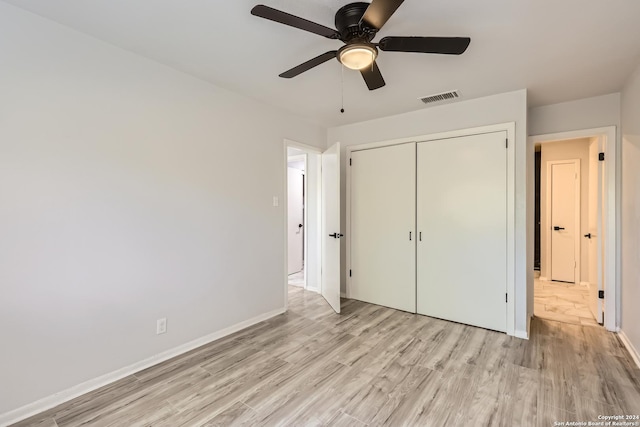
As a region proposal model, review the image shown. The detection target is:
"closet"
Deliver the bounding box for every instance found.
[349,131,508,332]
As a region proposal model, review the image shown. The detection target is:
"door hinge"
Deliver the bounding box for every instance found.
[506,293,508,303]
[349,158,352,166]
[599,152,605,161]
[598,290,604,299]
[349,269,352,277]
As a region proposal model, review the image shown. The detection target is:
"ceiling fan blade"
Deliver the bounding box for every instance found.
[251,5,339,39]
[360,0,405,30]
[360,61,386,90]
[379,36,471,55]
[279,51,338,78]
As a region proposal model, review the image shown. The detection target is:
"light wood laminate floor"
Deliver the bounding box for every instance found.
[12,286,640,427]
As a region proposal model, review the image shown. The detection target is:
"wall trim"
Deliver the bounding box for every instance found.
[515,314,532,340]
[0,307,286,427]
[618,330,640,370]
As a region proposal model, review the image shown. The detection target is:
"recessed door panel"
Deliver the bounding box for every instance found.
[350,143,416,313]
[416,132,507,332]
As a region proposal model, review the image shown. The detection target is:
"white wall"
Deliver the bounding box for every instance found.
[539,139,591,282]
[327,89,529,336]
[529,93,621,136]
[621,62,640,361]
[0,3,325,418]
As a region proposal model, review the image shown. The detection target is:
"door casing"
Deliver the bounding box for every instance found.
[530,126,618,332]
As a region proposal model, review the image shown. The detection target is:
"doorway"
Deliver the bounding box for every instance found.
[286,149,318,292]
[531,127,617,331]
[287,155,305,287]
[283,140,342,315]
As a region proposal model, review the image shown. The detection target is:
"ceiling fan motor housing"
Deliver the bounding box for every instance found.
[335,2,376,42]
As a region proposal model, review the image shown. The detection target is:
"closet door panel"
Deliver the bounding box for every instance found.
[350,143,416,312]
[417,132,507,331]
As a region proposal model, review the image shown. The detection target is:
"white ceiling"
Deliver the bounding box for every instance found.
[5,0,640,127]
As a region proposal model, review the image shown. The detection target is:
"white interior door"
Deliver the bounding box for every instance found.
[350,143,416,313]
[287,166,304,275]
[549,160,579,283]
[321,142,341,313]
[416,132,507,332]
[588,140,604,323]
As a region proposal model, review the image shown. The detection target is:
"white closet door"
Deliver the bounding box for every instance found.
[350,143,416,312]
[417,132,507,332]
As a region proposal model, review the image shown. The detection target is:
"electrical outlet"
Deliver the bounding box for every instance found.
[156,318,167,335]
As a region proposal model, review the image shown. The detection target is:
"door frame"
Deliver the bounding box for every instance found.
[283,139,322,311]
[545,159,581,284]
[346,122,516,337]
[529,126,618,331]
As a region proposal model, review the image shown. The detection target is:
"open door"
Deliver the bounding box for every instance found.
[588,139,604,323]
[321,142,341,313]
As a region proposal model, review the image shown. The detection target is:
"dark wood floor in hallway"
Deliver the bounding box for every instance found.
[12,286,640,427]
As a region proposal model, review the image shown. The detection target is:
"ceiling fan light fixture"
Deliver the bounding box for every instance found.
[338,44,378,70]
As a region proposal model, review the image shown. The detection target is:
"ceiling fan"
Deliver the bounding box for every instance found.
[251,0,471,90]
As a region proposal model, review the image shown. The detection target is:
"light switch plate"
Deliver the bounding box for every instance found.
[156,318,167,335]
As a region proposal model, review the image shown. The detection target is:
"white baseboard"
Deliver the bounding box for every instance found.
[514,314,531,340]
[0,307,286,427]
[618,330,640,370]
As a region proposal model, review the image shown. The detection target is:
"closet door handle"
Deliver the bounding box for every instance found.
[409,231,412,241]
[419,232,422,241]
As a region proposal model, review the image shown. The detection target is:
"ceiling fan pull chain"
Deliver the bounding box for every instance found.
[340,64,345,113]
